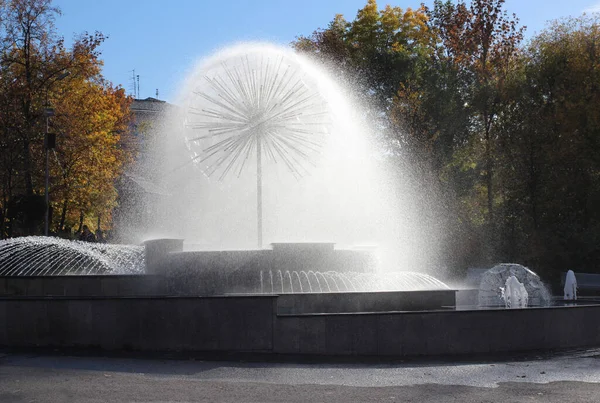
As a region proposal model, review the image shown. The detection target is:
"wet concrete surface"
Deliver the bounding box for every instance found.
[0,350,599,402]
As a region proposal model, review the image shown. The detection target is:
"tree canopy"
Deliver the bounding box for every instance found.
[294,0,600,280]
[0,0,132,238]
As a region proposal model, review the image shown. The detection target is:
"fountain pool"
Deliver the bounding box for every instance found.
[1,43,600,359]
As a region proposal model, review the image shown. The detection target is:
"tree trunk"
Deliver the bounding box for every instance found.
[59,199,68,232]
[484,114,493,223]
[78,211,84,233]
[528,137,539,230]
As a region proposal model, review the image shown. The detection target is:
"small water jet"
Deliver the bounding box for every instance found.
[478,263,551,307]
[501,275,528,308]
[564,269,578,300]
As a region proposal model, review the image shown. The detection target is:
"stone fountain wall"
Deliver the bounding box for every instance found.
[1,293,599,357]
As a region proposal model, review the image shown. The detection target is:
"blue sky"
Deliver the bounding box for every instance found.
[52,0,600,101]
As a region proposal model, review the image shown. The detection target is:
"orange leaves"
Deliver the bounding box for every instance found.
[0,0,133,234]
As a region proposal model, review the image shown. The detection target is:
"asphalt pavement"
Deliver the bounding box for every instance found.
[1,350,600,402]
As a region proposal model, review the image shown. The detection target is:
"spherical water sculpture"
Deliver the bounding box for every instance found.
[183,48,330,180]
[183,46,330,248]
[159,42,439,273]
[478,263,551,307]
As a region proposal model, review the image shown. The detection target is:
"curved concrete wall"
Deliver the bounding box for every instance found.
[1,295,599,357]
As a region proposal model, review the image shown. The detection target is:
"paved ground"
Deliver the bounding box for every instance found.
[1,350,600,402]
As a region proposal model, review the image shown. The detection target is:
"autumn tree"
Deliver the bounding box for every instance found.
[0,0,132,237]
[293,0,432,111]
[423,0,525,263]
[47,78,131,234]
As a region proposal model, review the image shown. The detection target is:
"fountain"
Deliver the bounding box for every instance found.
[0,236,144,276]
[1,43,600,358]
[564,270,578,300]
[478,263,552,307]
[501,275,529,309]
[135,42,442,274]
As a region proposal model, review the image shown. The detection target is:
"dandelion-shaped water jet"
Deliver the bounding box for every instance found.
[184,49,330,248]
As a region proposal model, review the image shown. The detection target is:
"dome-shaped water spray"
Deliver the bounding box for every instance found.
[183,45,330,248]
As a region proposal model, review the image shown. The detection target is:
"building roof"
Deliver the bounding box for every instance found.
[131,97,169,113]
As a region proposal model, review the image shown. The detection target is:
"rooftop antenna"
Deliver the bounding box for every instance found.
[130,69,137,98]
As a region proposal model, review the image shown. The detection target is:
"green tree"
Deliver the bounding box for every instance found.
[496,14,600,276]
[425,0,525,264]
[293,0,432,110]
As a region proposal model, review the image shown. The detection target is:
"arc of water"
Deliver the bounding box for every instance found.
[0,243,31,275]
[333,272,355,292]
[307,271,322,292]
[0,237,145,276]
[292,271,303,293]
[285,271,293,293]
[323,272,340,292]
[315,272,331,292]
[300,271,312,292]
[278,270,284,293]
[2,243,41,275]
[34,246,60,275]
[260,270,264,294]
[47,248,80,275]
[1,247,32,275]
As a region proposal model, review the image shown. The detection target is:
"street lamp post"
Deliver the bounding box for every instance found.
[44,108,55,236]
[43,71,70,236]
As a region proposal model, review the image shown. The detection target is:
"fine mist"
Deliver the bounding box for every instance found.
[137,42,444,274]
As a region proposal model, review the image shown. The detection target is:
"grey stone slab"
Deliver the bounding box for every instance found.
[136,299,172,350]
[159,299,189,351]
[167,299,200,351]
[31,301,51,346]
[243,298,274,350]
[5,279,25,296]
[25,279,43,296]
[0,300,7,344]
[352,315,378,355]
[506,309,547,351]
[46,300,70,346]
[6,300,34,345]
[377,314,405,356]
[100,278,121,296]
[398,314,428,356]
[217,298,256,350]
[438,311,485,355]
[89,300,120,349]
[43,277,66,296]
[274,316,301,354]
[66,300,94,346]
[183,299,218,350]
[298,316,327,355]
[325,316,353,355]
